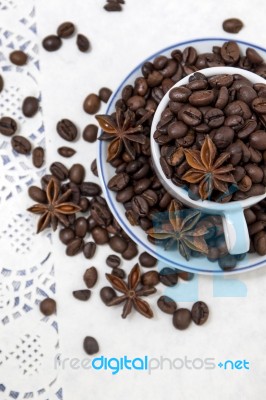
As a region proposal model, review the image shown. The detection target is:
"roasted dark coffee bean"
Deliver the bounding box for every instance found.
[134,178,151,194]
[106,254,121,268]
[168,121,188,139]
[57,146,76,158]
[91,159,98,177]
[189,90,214,107]
[50,162,68,181]
[215,86,229,109]
[250,130,266,150]
[225,100,252,119]
[0,75,3,92]
[59,228,75,245]
[224,114,244,130]
[122,241,138,260]
[244,208,257,224]
[83,336,99,355]
[141,271,159,287]
[157,295,177,314]
[159,267,178,287]
[57,119,78,141]
[139,251,157,267]
[80,182,102,196]
[83,267,98,288]
[252,97,266,114]
[74,217,88,238]
[222,18,243,34]
[244,184,265,197]
[42,35,62,51]
[91,203,112,227]
[177,271,194,281]
[82,124,98,142]
[237,119,257,139]
[132,163,150,180]
[226,142,242,165]
[108,173,130,191]
[254,231,266,255]
[221,41,240,64]
[69,164,85,184]
[0,116,17,136]
[204,108,224,128]
[99,87,112,103]
[111,268,126,279]
[116,186,134,203]
[237,86,257,105]
[238,175,252,192]
[248,221,266,236]
[83,242,96,259]
[83,94,101,114]
[100,286,117,305]
[160,157,173,178]
[28,186,47,203]
[104,2,122,11]
[212,126,234,149]
[208,74,233,88]
[77,34,90,52]
[142,189,158,207]
[91,226,109,244]
[57,21,75,38]
[169,87,191,102]
[191,301,209,325]
[109,235,127,253]
[73,289,91,301]
[66,238,84,256]
[9,50,28,65]
[127,95,146,111]
[178,105,202,126]
[147,71,163,88]
[131,196,149,217]
[218,255,237,270]
[246,48,263,65]
[187,79,208,91]
[159,192,172,208]
[173,309,191,330]
[245,164,263,183]
[22,96,39,117]
[40,298,56,316]
[11,136,31,154]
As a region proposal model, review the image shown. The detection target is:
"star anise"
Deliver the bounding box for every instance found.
[105,263,156,319]
[181,135,235,200]
[96,107,148,161]
[146,200,208,260]
[28,177,81,233]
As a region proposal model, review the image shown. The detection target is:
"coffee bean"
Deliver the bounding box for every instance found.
[82,124,98,142]
[91,159,98,177]
[50,162,68,181]
[167,121,188,139]
[218,254,237,270]
[83,242,96,259]
[9,50,28,65]
[57,21,75,38]
[0,116,17,136]
[252,97,266,114]
[31,147,44,168]
[109,235,127,253]
[80,182,102,196]
[221,41,240,64]
[28,186,47,203]
[108,173,130,191]
[237,86,257,105]
[134,178,151,194]
[111,268,126,279]
[237,119,257,139]
[159,267,178,287]
[250,130,266,150]
[245,164,263,183]
[139,252,157,268]
[100,286,117,305]
[42,35,62,52]
[189,90,215,107]
[169,87,191,102]
[104,2,122,11]
[66,237,84,256]
[141,271,159,286]
[204,108,224,128]
[173,308,191,330]
[77,34,90,52]
[0,75,3,92]
[246,48,264,65]
[74,217,88,238]
[222,18,243,34]
[73,289,91,301]
[208,74,233,88]
[91,226,109,244]
[83,267,98,288]
[226,142,242,165]
[212,126,234,149]
[106,254,121,268]
[191,301,209,325]
[122,241,138,260]
[78,197,90,213]
[83,94,101,114]
[254,231,266,255]
[40,298,56,316]
[57,119,78,141]
[11,136,31,154]
[157,295,177,314]
[83,336,99,355]
[59,228,75,245]
[99,87,112,103]
[22,96,39,117]
[69,164,85,184]
[132,196,149,217]
[57,146,76,158]
[215,86,229,109]
[225,100,252,119]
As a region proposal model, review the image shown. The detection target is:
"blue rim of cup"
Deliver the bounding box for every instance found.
[98,37,266,275]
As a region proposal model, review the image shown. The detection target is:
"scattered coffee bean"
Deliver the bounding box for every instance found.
[83,266,98,288]
[74,217,88,237]
[82,124,98,142]
[218,254,237,270]
[99,87,112,103]
[100,286,117,305]
[57,21,75,38]
[66,237,84,256]
[32,146,45,168]
[59,228,76,245]
[139,252,157,267]
[191,301,209,325]
[104,2,122,11]
[22,96,39,117]
[73,289,91,301]
[83,94,101,114]
[77,34,90,52]
[122,241,138,260]
[157,295,177,314]
[50,161,68,181]
[222,18,244,34]
[11,136,31,155]
[40,298,56,316]
[57,119,78,142]
[9,50,28,66]
[83,242,97,259]
[106,254,121,268]
[42,35,62,52]
[57,146,76,158]
[28,186,47,203]
[111,268,126,279]
[173,308,191,330]
[177,271,194,281]
[141,271,159,286]
[69,163,85,184]
[109,235,128,253]
[83,336,99,355]
[91,226,109,244]
[80,182,102,196]
[159,267,178,287]
[91,159,98,177]
[0,116,17,136]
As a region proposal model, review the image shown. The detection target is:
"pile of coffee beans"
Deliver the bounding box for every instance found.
[104,0,125,12]
[155,71,266,202]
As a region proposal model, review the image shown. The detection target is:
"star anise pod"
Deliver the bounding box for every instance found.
[105,263,156,319]
[96,107,148,161]
[27,177,81,233]
[181,135,235,200]
[146,200,208,261]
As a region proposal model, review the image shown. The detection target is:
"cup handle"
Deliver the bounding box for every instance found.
[221,209,250,255]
